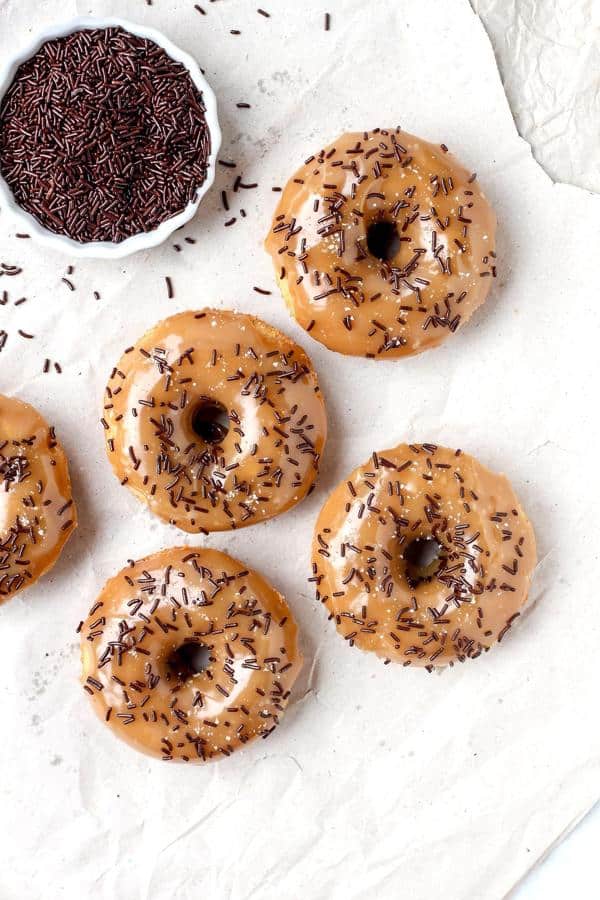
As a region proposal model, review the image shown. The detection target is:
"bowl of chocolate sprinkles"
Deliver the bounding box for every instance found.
[0,18,221,257]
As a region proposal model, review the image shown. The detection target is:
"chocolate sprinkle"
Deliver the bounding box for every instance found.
[0,27,211,243]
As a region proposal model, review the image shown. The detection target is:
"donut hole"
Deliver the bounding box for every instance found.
[191,399,230,444]
[403,537,443,585]
[366,220,401,262]
[168,642,211,681]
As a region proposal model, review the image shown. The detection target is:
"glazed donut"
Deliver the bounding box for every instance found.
[0,394,76,601]
[103,309,327,533]
[265,128,497,358]
[80,547,303,762]
[311,444,536,666]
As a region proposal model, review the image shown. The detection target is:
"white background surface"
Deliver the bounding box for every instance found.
[513,802,600,898]
[0,1,598,898]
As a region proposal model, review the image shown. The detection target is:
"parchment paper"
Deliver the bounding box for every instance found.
[0,1,599,899]
[472,0,600,193]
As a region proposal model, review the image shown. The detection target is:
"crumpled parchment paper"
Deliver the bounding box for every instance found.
[0,1,599,899]
[471,0,600,193]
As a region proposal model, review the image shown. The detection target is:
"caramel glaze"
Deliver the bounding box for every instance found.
[0,394,76,601]
[103,309,327,533]
[312,444,536,667]
[265,128,497,358]
[80,547,303,762]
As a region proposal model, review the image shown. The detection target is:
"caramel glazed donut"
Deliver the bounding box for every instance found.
[103,309,327,532]
[265,128,497,358]
[312,444,536,667]
[80,548,302,762]
[0,394,76,601]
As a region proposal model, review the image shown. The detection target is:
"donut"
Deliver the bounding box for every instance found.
[103,309,327,533]
[265,128,497,358]
[311,444,536,667]
[0,394,76,601]
[79,547,303,762]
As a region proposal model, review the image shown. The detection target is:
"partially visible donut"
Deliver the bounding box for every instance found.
[103,309,327,533]
[311,444,536,667]
[265,128,497,358]
[0,394,76,601]
[80,547,303,762]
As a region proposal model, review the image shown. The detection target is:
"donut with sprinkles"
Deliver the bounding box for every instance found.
[102,309,327,532]
[311,444,536,667]
[80,547,303,762]
[265,128,497,358]
[0,394,76,601]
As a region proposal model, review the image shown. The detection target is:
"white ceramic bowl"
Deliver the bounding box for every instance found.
[0,16,221,259]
